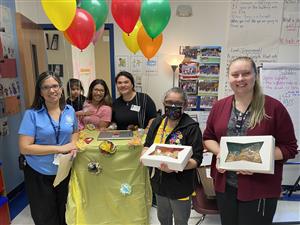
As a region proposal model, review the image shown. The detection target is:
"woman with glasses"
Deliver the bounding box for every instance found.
[112,71,157,130]
[78,79,112,130]
[203,56,298,225]
[18,72,78,225]
[142,87,203,225]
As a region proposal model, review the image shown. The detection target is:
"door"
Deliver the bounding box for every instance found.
[94,24,116,99]
[15,12,47,108]
[95,30,112,95]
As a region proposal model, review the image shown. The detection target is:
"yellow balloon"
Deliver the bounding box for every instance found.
[41,0,76,31]
[122,21,142,54]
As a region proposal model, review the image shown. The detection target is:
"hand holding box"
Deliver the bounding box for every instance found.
[140,144,193,171]
[219,135,275,174]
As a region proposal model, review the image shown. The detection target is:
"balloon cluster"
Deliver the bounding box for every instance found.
[113,0,171,60]
[42,0,171,58]
[41,0,108,50]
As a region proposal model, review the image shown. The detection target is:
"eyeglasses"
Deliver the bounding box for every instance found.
[164,101,184,107]
[41,84,61,92]
[93,88,105,93]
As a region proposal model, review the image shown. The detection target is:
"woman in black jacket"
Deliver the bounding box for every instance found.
[143,87,203,225]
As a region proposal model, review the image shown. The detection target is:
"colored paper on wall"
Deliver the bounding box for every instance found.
[4,96,20,115]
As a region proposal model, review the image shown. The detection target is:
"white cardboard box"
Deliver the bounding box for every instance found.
[140,144,192,171]
[219,135,275,174]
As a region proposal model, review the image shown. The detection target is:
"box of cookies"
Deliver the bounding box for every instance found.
[219,135,275,174]
[140,144,193,171]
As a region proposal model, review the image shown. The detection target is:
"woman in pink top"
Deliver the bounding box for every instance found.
[78,79,112,130]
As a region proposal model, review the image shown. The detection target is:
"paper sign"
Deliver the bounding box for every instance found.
[53,153,73,187]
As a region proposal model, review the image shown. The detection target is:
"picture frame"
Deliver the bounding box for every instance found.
[48,64,63,77]
[179,79,198,94]
[50,34,59,50]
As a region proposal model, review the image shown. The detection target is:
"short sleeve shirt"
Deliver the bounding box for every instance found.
[79,102,112,129]
[18,105,77,175]
[66,94,86,111]
[112,92,157,130]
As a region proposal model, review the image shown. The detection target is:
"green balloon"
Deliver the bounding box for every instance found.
[141,0,171,39]
[79,0,108,30]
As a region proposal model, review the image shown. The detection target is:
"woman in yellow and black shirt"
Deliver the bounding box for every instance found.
[143,87,203,225]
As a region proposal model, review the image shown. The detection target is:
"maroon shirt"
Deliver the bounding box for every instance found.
[203,95,298,201]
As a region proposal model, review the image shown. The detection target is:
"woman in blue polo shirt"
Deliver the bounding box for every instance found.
[18,72,78,225]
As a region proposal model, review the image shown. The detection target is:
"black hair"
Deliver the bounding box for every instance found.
[66,78,84,97]
[86,79,112,106]
[115,71,135,88]
[31,71,66,110]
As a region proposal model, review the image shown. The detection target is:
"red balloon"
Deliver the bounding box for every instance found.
[66,8,95,50]
[111,0,141,34]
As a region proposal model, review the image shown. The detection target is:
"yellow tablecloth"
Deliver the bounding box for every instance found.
[66,130,152,225]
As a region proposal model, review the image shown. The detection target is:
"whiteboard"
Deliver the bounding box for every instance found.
[260,63,300,143]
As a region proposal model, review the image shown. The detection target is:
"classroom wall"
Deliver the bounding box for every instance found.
[12,0,300,190]
[14,0,230,109]
[110,1,230,109]
[0,0,25,193]
[15,1,300,108]
[45,30,74,89]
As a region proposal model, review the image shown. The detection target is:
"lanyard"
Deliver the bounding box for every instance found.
[159,118,169,144]
[233,99,251,135]
[46,109,62,144]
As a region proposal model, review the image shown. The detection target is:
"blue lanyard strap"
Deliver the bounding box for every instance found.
[46,109,62,144]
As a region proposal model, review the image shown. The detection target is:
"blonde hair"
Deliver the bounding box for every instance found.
[229,56,268,128]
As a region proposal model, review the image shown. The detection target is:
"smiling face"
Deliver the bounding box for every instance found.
[228,59,256,97]
[40,77,62,104]
[92,83,105,103]
[70,85,81,99]
[116,75,134,96]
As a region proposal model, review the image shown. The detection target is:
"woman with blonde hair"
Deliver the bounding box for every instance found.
[203,56,298,225]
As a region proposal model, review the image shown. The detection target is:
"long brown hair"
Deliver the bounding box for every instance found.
[228,56,267,128]
[31,72,66,110]
[86,79,112,106]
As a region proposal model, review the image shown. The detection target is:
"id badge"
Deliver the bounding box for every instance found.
[53,153,63,165]
[130,104,140,112]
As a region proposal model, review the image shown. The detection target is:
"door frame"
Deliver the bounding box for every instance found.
[40,23,116,99]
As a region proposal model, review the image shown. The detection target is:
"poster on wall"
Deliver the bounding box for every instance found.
[116,55,130,74]
[131,56,143,73]
[0,78,21,115]
[179,45,222,111]
[145,57,158,75]
[0,78,20,97]
[0,117,9,136]
[0,5,13,34]
[0,32,15,59]
[5,96,20,115]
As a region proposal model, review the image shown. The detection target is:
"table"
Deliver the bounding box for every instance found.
[66,129,152,225]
